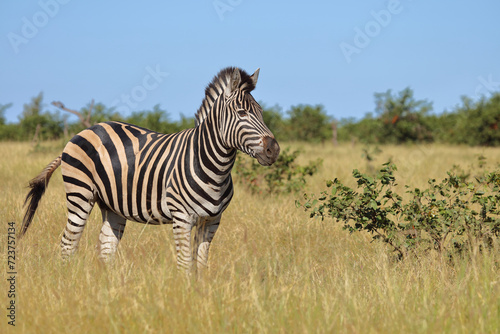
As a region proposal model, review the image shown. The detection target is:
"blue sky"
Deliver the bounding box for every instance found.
[1,0,499,124]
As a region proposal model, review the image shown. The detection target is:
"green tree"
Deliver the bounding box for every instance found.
[88,103,123,124]
[375,87,433,143]
[287,104,331,142]
[0,103,11,125]
[0,103,18,140]
[19,93,63,140]
[450,94,500,146]
[125,104,193,134]
[338,113,381,144]
[126,104,167,132]
[261,103,286,140]
[175,114,196,132]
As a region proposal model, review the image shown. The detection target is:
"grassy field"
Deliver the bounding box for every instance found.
[1,141,499,333]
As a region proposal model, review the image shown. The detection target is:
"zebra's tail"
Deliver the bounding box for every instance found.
[20,155,62,238]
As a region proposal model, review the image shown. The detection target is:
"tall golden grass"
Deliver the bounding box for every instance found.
[1,141,499,333]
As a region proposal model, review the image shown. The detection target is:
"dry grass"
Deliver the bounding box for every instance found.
[1,141,499,333]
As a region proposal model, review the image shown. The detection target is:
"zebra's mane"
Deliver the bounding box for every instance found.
[195,67,256,126]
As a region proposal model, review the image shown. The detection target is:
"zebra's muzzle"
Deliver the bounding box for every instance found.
[255,136,280,166]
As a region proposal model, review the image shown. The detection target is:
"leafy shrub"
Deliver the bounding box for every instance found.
[298,162,500,259]
[234,148,322,194]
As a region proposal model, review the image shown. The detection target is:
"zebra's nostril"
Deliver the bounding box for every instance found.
[263,137,279,159]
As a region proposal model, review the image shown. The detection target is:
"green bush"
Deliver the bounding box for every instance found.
[233,148,322,194]
[298,162,500,259]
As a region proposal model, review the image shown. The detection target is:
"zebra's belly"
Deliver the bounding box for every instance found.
[121,208,223,226]
[130,217,174,225]
[119,210,174,225]
[101,187,231,226]
[101,197,174,225]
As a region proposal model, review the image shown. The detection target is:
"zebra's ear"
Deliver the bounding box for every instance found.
[225,68,241,97]
[250,68,260,86]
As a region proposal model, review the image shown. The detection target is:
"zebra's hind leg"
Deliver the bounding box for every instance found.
[61,192,96,260]
[194,216,220,272]
[98,208,127,262]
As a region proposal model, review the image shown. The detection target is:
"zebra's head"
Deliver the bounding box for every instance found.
[196,67,280,166]
[219,67,280,166]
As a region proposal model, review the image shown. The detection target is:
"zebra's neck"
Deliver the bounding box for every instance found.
[195,72,230,127]
[194,108,237,182]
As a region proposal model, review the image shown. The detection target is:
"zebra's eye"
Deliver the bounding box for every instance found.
[237,109,248,117]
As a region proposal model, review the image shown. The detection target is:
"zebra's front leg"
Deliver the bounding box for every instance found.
[98,208,127,262]
[194,216,220,271]
[172,214,196,272]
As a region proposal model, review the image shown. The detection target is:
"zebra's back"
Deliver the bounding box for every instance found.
[61,121,181,224]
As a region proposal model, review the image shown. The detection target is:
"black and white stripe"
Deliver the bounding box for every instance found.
[21,67,280,271]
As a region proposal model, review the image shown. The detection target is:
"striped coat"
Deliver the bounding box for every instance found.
[21,67,280,271]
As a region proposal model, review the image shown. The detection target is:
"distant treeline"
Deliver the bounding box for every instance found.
[1,89,500,146]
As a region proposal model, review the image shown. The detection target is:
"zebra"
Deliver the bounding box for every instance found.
[20,67,280,272]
